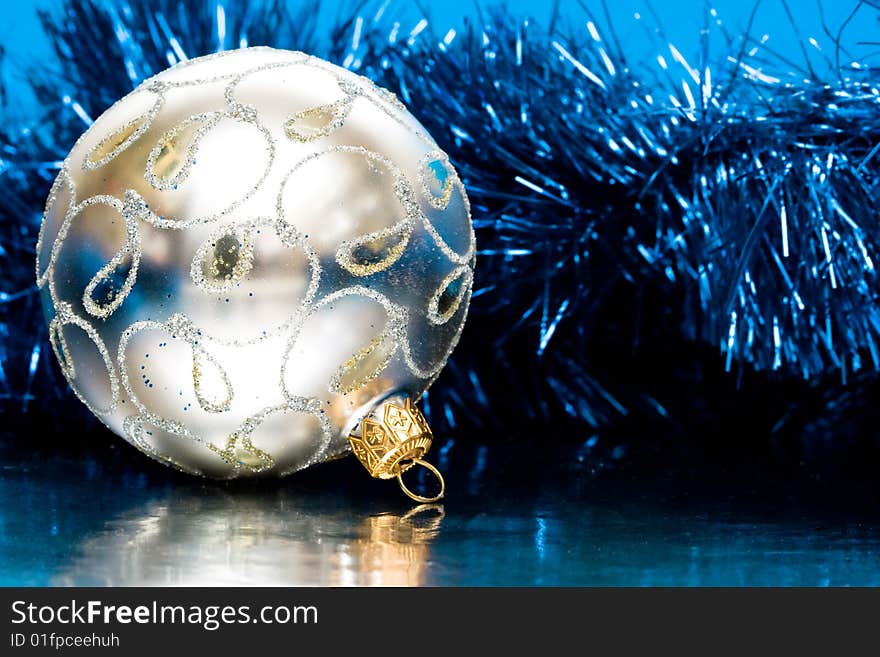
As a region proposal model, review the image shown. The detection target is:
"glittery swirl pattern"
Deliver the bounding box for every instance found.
[48,301,120,416]
[83,92,164,170]
[36,48,475,477]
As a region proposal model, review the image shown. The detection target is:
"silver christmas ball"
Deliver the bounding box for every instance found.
[36,47,474,478]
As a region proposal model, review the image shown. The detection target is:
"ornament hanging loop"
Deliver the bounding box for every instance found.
[348,395,446,503]
[397,458,445,503]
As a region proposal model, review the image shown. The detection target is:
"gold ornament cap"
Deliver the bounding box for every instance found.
[348,396,445,503]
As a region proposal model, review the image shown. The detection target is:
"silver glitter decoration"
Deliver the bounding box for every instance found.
[36,47,475,478]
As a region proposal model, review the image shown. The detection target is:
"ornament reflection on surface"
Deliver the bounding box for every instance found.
[52,492,444,586]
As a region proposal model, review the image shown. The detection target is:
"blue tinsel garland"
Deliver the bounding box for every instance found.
[1,0,879,456]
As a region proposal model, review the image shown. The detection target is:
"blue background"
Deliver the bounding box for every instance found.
[1,0,878,115]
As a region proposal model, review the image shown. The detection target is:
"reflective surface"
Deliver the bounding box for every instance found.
[3,435,880,586]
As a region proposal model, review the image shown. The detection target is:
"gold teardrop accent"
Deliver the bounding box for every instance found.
[329,323,398,395]
[206,400,329,475]
[427,266,473,325]
[336,220,412,277]
[84,95,161,170]
[86,117,145,168]
[82,250,139,319]
[284,99,351,142]
[146,113,218,190]
[191,225,255,293]
[81,207,141,320]
[192,347,233,413]
[208,433,274,474]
